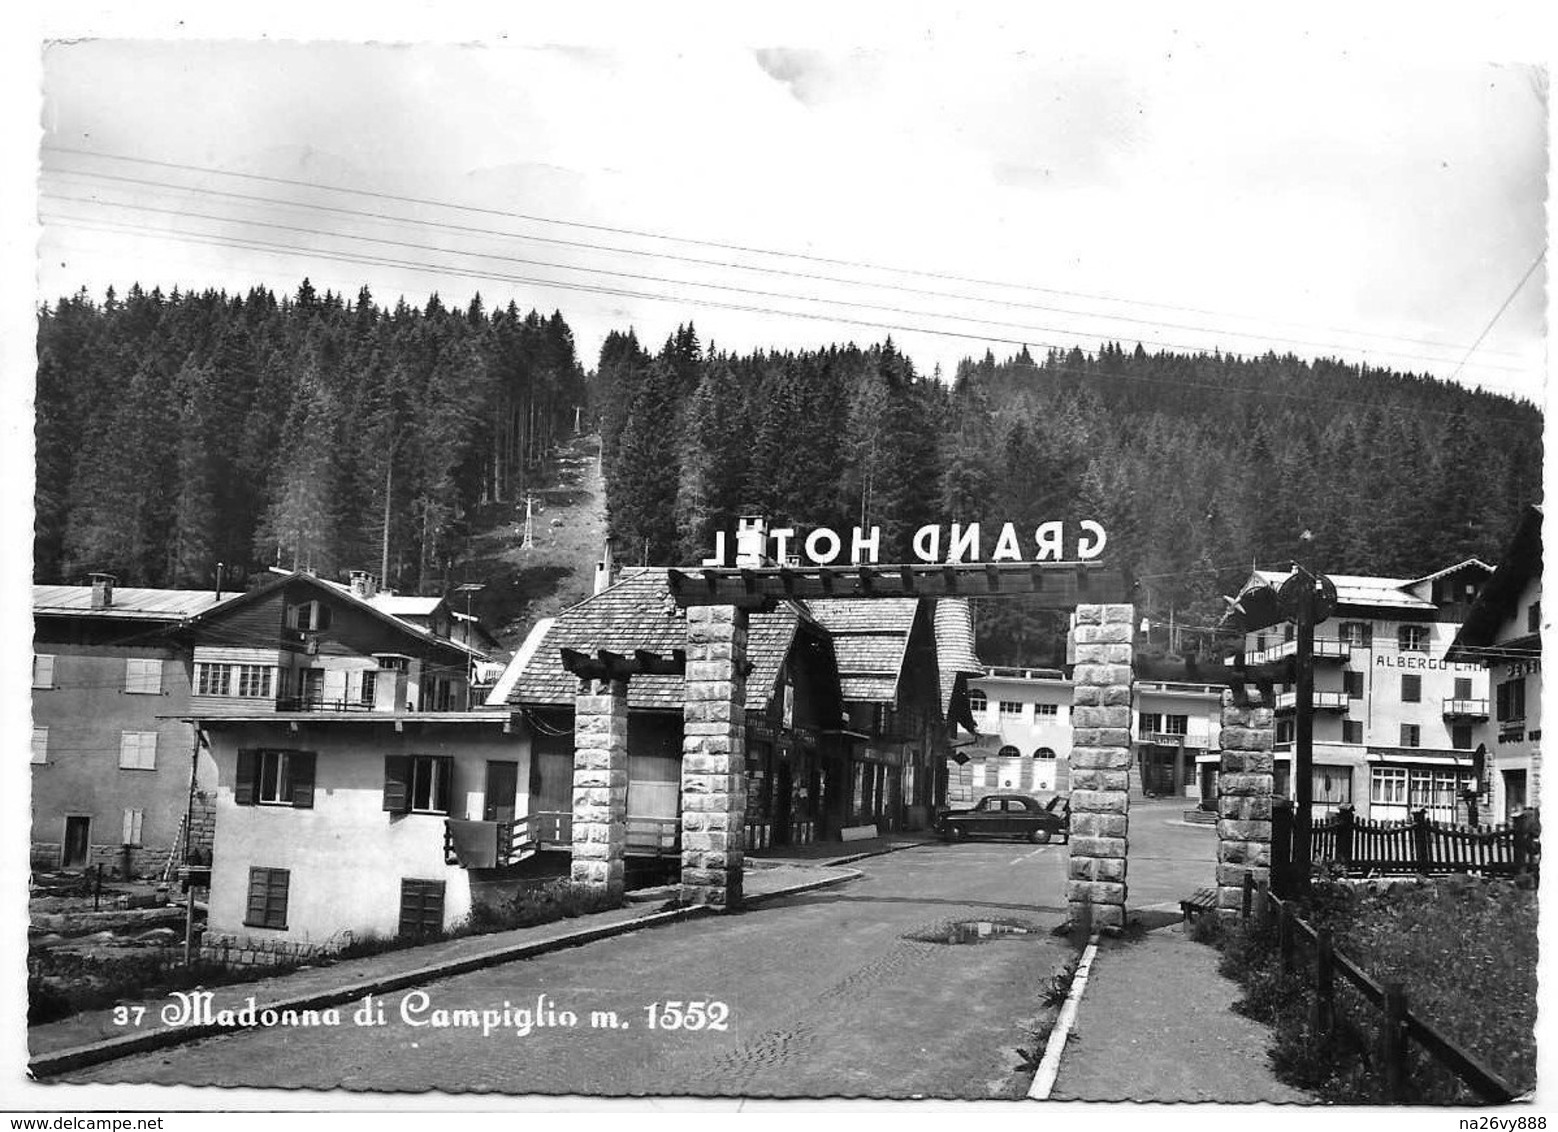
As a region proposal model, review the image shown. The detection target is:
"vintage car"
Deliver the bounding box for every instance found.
[935,792,1071,843]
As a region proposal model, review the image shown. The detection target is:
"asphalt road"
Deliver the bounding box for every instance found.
[67,799,1216,1099]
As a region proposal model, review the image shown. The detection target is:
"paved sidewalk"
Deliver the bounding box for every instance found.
[28,861,857,1075]
[1049,922,1313,1104]
[747,830,940,865]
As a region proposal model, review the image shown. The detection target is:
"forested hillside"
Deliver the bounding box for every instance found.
[595,328,1543,666]
[35,282,588,596]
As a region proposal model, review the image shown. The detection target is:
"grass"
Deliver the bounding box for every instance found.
[1192,874,1538,1103]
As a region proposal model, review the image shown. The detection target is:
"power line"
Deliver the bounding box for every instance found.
[42,145,1540,368]
[1448,250,1547,384]
[40,162,1534,372]
[41,212,1544,427]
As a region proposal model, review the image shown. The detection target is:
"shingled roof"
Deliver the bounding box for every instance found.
[933,598,983,716]
[500,569,820,712]
[807,597,918,703]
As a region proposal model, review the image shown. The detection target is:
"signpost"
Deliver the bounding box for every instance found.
[1277,568,1336,895]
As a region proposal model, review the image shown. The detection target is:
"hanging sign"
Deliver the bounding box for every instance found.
[704,520,1107,568]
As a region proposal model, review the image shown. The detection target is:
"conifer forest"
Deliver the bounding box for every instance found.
[35,282,1542,665]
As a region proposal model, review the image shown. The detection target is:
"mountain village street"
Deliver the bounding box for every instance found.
[62,804,1214,1098]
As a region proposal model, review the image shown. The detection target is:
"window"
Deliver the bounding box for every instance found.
[967,689,987,713]
[124,657,162,694]
[1342,720,1363,744]
[1529,602,1541,634]
[1453,677,1473,700]
[1497,678,1527,722]
[1398,625,1428,653]
[1277,719,1295,744]
[1344,671,1364,699]
[286,600,333,632]
[32,654,55,690]
[360,670,379,707]
[1034,703,1058,717]
[1283,624,1295,643]
[236,665,274,699]
[234,749,317,808]
[998,701,1023,717]
[1034,747,1056,759]
[1400,675,1421,703]
[1371,767,1408,805]
[244,867,290,929]
[1339,622,1372,648]
[195,663,231,697]
[399,879,446,939]
[1451,723,1474,750]
[1400,724,1421,749]
[1313,765,1352,806]
[1409,769,1471,812]
[1139,712,1162,734]
[31,727,48,764]
[1255,634,1267,653]
[121,808,144,847]
[996,744,1021,759]
[383,755,453,814]
[1164,714,1189,736]
[118,731,157,770]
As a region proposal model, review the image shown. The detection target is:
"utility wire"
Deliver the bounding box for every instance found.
[40,163,1532,371]
[1448,250,1547,384]
[42,146,1538,367]
[40,213,1544,427]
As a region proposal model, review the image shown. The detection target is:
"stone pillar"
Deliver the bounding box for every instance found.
[1067,603,1135,931]
[681,605,749,908]
[1215,691,1276,913]
[571,675,629,899]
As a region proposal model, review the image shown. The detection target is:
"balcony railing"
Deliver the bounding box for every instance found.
[1274,690,1349,712]
[443,817,538,868]
[526,811,681,857]
[1443,697,1490,719]
[1249,638,1352,665]
[276,696,379,713]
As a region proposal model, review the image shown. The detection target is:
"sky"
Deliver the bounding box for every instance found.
[18,10,1553,403]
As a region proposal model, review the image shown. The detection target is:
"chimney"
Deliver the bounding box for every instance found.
[349,570,378,600]
[89,572,117,610]
[735,515,769,568]
[594,539,617,595]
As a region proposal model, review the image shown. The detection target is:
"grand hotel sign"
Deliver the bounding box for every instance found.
[703,520,1108,568]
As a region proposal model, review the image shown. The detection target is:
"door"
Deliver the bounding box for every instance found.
[1504,770,1528,820]
[483,761,518,823]
[62,816,90,868]
[774,761,793,846]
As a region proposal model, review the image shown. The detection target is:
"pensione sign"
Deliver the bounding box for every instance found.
[703,520,1107,567]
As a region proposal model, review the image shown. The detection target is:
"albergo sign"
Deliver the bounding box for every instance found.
[703,520,1108,567]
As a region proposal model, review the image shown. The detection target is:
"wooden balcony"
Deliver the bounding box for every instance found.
[443,817,538,868]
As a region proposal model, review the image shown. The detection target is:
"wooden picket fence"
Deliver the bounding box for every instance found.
[1276,802,1539,880]
[1239,872,1519,1104]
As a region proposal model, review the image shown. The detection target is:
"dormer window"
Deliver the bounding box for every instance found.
[286,600,333,632]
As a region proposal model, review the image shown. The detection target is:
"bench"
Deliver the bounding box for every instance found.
[1180,887,1219,924]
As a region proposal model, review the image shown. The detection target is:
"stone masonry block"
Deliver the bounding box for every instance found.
[1070,835,1128,859]
[1217,862,1274,889]
[1217,818,1272,843]
[1072,663,1133,687]
[1069,855,1128,884]
[1220,726,1275,752]
[1071,705,1131,729]
[1069,811,1129,839]
[1102,685,1133,706]
[1219,795,1274,822]
[1070,685,1102,706]
[1090,904,1127,929]
[1218,840,1272,868]
[1074,605,1104,625]
[1069,789,1130,815]
[1065,879,1126,906]
[1220,773,1273,797]
[1219,751,1276,775]
[1068,769,1130,793]
[1100,605,1134,624]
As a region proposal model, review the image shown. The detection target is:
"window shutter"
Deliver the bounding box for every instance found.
[290,752,317,809]
[384,755,411,813]
[33,654,55,689]
[235,749,259,806]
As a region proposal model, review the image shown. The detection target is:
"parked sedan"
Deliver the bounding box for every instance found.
[935,793,1070,844]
